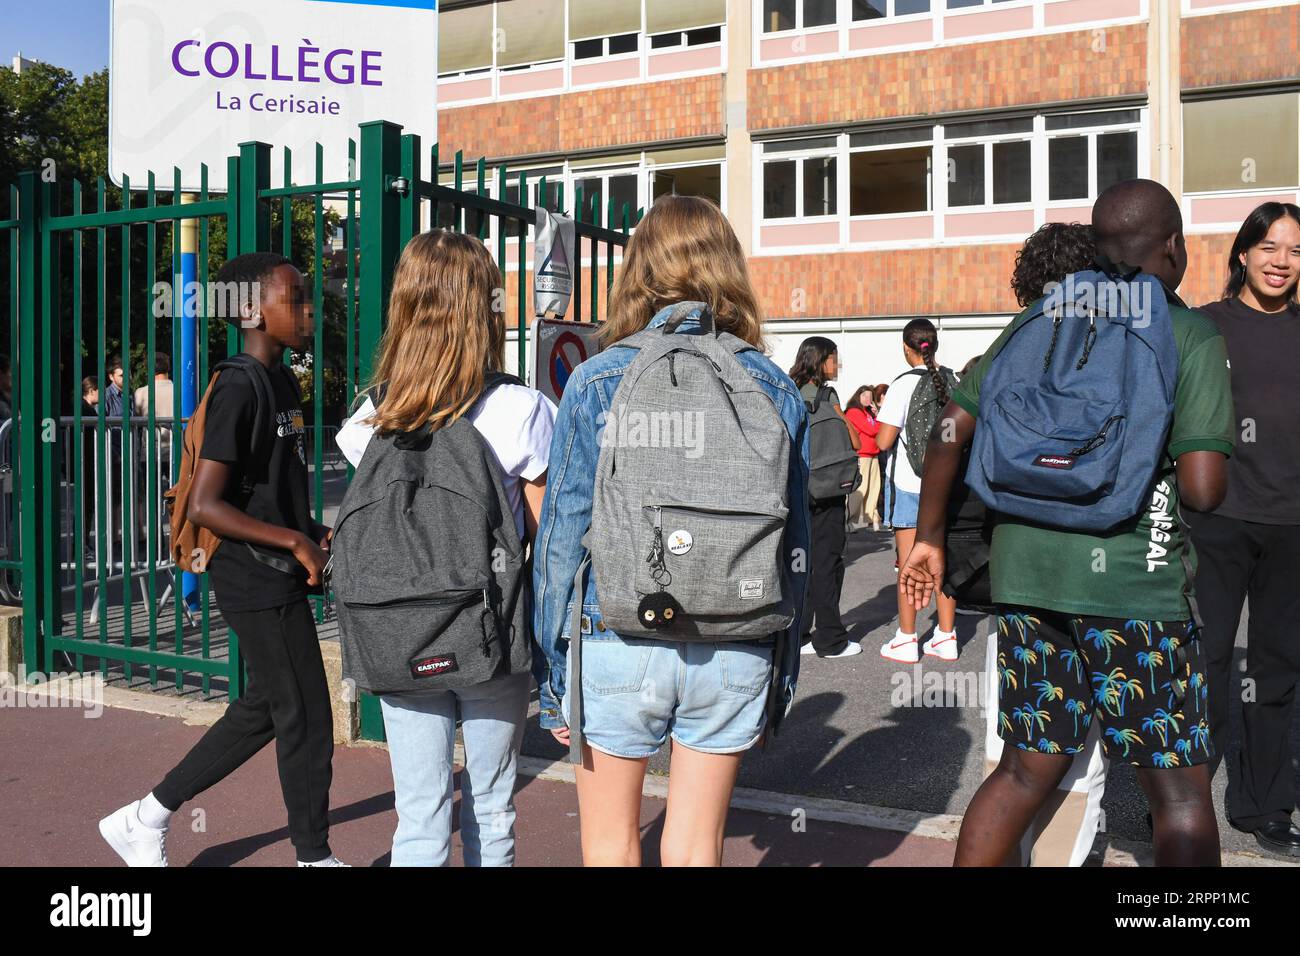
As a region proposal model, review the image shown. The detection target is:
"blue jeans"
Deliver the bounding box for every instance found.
[380,672,530,867]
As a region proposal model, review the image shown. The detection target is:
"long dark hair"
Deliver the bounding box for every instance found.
[902,318,948,405]
[1011,222,1097,307]
[1223,201,1300,303]
[788,336,838,388]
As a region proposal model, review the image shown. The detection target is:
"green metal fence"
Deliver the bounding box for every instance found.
[2,119,635,737]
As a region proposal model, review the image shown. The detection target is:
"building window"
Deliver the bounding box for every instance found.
[852,0,932,17]
[652,163,723,206]
[1045,110,1141,201]
[574,33,639,59]
[573,170,640,224]
[497,0,566,69]
[502,166,565,236]
[649,25,723,48]
[1184,93,1300,193]
[438,2,495,78]
[944,117,1033,208]
[762,0,835,31]
[849,130,932,215]
[762,138,838,218]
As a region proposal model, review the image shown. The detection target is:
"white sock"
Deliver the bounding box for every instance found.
[932,627,956,639]
[137,792,173,830]
[894,629,917,642]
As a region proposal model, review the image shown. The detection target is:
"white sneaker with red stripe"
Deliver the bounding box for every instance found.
[880,629,919,664]
[922,627,959,661]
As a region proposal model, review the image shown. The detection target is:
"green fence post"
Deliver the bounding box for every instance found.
[15,172,47,675]
[357,120,402,385]
[236,141,272,254]
[356,120,403,742]
[399,133,421,248]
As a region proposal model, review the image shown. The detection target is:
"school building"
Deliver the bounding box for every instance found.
[434,0,1300,385]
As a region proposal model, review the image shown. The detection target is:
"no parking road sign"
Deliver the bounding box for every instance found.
[532,319,603,405]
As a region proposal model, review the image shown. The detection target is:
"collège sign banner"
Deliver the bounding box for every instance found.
[109,0,438,191]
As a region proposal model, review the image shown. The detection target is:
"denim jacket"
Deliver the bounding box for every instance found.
[531,303,812,735]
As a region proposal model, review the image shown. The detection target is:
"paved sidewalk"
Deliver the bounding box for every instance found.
[0,705,955,867]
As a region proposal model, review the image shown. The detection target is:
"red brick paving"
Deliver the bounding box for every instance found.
[0,704,954,867]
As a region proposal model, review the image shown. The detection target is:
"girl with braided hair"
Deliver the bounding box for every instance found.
[876,319,958,663]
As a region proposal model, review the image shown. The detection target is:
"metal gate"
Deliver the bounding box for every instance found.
[1,120,634,727]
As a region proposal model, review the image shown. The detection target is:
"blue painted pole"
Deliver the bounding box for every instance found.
[180,195,199,607]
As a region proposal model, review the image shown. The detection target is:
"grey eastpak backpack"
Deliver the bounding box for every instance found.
[332,374,531,696]
[565,302,795,761]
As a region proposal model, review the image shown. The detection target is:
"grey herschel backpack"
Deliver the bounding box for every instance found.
[332,374,531,696]
[587,303,795,640]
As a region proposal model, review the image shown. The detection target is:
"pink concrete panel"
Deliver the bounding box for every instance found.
[849,215,935,242]
[499,67,565,96]
[648,46,723,76]
[1190,192,1300,225]
[571,57,641,86]
[438,77,493,103]
[1045,204,1092,224]
[848,19,934,50]
[1043,0,1141,27]
[761,220,841,246]
[1188,0,1257,8]
[945,208,1036,237]
[759,29,840,61]
[943,5,1035,39]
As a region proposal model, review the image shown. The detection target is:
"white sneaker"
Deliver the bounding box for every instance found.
[880,630,919,664]
[99,801,168,867]
[820,640,863,659]
[298,855,351,867]
[800,642,818,656]
[922,627,959,662]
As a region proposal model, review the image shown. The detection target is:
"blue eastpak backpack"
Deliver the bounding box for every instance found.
[965,269,1180,532]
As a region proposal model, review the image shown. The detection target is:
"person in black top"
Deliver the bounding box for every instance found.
[1190,201,1300,857]
[98,253,346,867]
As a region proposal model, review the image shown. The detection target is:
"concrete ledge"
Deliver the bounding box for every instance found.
[319,639,359,745]
[0,606,22,680]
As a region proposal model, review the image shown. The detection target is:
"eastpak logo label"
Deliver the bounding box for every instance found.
[1034,454,1076,470]
[739,580,764,599]
[410,654,459,678]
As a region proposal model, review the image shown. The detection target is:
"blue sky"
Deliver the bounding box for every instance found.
[7,0,110,78]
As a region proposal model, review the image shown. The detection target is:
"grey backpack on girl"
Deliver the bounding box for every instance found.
[564,303,796,761]
[332,374,532,696]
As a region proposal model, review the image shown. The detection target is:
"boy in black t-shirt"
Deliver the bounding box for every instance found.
[99,253,346,867]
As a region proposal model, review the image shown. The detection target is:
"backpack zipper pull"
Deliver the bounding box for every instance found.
[669,353,678,387]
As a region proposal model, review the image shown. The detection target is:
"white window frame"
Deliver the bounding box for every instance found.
[1043,112,1142,204]
[759,0,840,35]
[570,165,643,226]
[848,0,935,21]
[939,122,1036,213]
[759,138,841,222]
[646,158,728,212]
[647,23,726,50]
[752,107,1149,253]
[846,130,937,220]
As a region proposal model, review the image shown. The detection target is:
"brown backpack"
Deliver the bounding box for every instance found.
[165,355,274,573]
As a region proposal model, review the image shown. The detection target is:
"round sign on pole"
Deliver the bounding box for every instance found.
[550,331,588,398]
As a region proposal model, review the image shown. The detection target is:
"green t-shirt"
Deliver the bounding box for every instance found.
[951,299,1234,620]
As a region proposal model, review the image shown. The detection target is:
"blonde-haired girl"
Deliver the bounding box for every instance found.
[533,196,811,866]
[336,229,555,866]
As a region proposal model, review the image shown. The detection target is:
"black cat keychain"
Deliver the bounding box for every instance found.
[640,515,684,630]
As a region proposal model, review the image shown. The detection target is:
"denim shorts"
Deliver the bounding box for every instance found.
[561,610,774,758]
[885,483,920,529]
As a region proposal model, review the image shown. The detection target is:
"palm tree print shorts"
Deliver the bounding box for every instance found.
[994,607,1211,769]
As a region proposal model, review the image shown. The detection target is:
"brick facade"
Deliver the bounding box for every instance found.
[1182,6,1300,91]
[744,233,1236,322]
[438,75,725,160]
[748,24,1148,133]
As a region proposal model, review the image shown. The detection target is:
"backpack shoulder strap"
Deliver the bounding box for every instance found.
[212,354,277,466]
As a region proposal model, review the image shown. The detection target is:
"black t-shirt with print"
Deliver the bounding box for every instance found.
[1198,297,1300,525]
[200,358,314,611]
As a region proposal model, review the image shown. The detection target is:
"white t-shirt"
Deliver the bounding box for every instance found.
[877,369,925,494]
[335,384,557,539]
